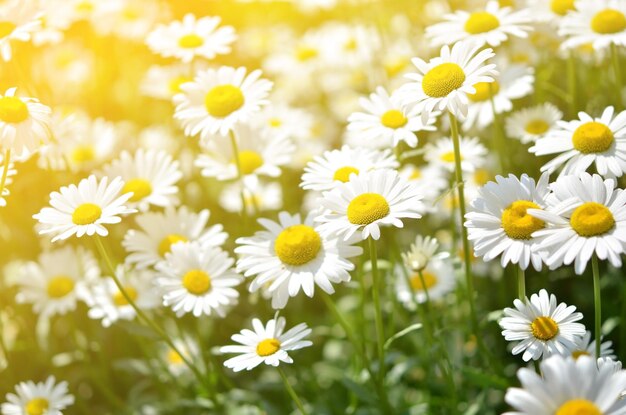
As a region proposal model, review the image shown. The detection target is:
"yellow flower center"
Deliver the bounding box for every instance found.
[551,0,575,16]
[501,200,545,240]
[333,166,359,183]
[168,75,192,94]
[572,350,591,359]
[167,349,184,365]
[182,269,211,295]
[474,169,490,186]
[468,81,500,102]
[123,178,153,202]
[71,203,102,225]
[440,151,459,163]
[410,271,438,291]
[47,275,75,298]
[525,119,550,135]
[381,109,408,129]
[158,234,188,257]
[347,193,390,225]
[75,1,94,13]
[0,96,29,123]
[464,11,500,34]
[122,6,140,21]
[268,117,282,127]
[204,84,245,118]
[0,21,16,39]
[591,9,626,34]
[232,150,263,175]
[570,202,615,237]
[555,399,601,415]
[531,316,559,341]
[178,33,204,48]
[113,286,138,306]
[295,45,318,61]
[409,168,422,180]
[256,338,281,357]
[25,398,49,415]
[274,224,322,266]
[71,145,95,163]
[572,121,614,153]
[422,63,466,98]
[384,57,410,78]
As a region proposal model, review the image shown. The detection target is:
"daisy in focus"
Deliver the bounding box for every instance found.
[424,136,487,174]
[220,316,312,372]
[505,103,563,145]
[499,289,586,361]
[559,0,626,50]
[33,175,136,242]
[1,376,74,415]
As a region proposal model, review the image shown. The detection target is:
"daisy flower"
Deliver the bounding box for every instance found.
[146,14,236,62]
[1,376,74,415]
[123,206,227,269]
[401,235,450,272]
[0,87,52,158]
[219,177,283,215]
[527,0,577,24]
[220,316,312,372]
[506,103,563,145]
[253,104,315,142]
[235,211,362,309]
[395,255,456,307]
[100,149,182,211]
[464,173,550,271]
[503,355,626,414]
[0,1,41,62]
[425,1,533,48]
[316,169,424,241]
[174,66,273,138]
[528,172,626,274]
[529,106,626,178]
[162,338,199,376]
[398,164,448,207]
[140,64,198,101]
[33,175,136,243]
[155,242,242,317]
[559,0,626,51]
[300,145,398,192]
[499,289,586,361]
[346,86,438,148]
[424,136,488,174]
[398,40,497,122]
[566,331,616,360]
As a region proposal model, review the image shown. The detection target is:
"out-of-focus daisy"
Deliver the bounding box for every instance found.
[174,66,272,138]
[146,14,236,62]
[316,169,424,241]
[503,355,626,414]
[396,255,456,307]
[106,0,161,40]
[401,235,450,272]
[559,0,626,50]
[87,265,159,327]
[219,177,283,215]
[140,64,197,101]
[161,338,199,376]
[506,103,563,144]
[300,145,398,192]
[263,30,328,77]
[399,40,497,122]
[0,154,15,207]
[220,316,312,372]
[0,1,41,61]
[566,331,616,360]
[321,24,380,70]
[530,106,626,178]
[465,174,550,271]
[499,289,586,361]
[424,136,487,174]
[347,86,438,149]
[31,1,72,46]
[0,88,51,158]
[253,104,315,142]
[235,212,362,309]
[425,1,533,48]
[527,0,577,24]
[155,242,242,317]
[529,172,626,274]
[33,175,136,243]
[398,164,448,207]
[101,149,182,212]
[123,206,227,269]
[1,376,74,415]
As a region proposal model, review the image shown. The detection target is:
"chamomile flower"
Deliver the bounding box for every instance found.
[155,242,242,317]
[566,331,616,360]
[399,40,497,122]
[146,14,236,62]
[464,173,550,271]
[123,206,227,269]
[253,104,315,142]
[162,338,199,376]
[527,0,577,24]
[316,169,424,241]
[401,235,450,272]
[174,66,273,138]
[529,106,626,178]
[424,136,487,174]
[235,211,362,309]
[506,103,563,144]
[220,316,312,372]
[100,149,182,211]
[1,376,74,415]
[346,86,438,148]
[395,256,456,307]
[398,164,448,207]
[559,0,626,51]
[528,172,626,274]
[300,145,398,192]
[0,1,41,62]
[33,175,136,243]
[503,355,626,414]
[425,1,533,48]
[499,289,586,361]
[219,177,283,215]
[140,64,197,101]
[0,88,52,158]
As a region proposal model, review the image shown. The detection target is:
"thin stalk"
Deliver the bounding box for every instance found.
[517,265,526,301]
[592,255,602,359]
[228,129,248,218]
[368,237,386,384]
[0,149,11,200]
[611,43,624,109]
[277,367,308,415]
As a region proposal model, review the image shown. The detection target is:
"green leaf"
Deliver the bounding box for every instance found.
[384,323,423,351]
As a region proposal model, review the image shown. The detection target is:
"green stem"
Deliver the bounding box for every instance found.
[517,265,526,301]
[592,255,602,359]
[228,129,248,217]
[368,237,386,384]
[277,366,308,415]
[611,43,624,110]
[0,149,11,201]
